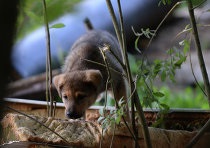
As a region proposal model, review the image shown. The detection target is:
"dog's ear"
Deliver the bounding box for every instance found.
[53,74,65,92]
[84,70,103,88]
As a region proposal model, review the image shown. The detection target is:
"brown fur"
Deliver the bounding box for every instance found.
[53,30,127,119]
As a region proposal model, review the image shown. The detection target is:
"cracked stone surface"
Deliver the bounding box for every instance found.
[1,113,210,147]
[1,113,101,147]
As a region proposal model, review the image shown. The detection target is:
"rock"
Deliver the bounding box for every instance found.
[1,113,210,147]
[1,113,101,147]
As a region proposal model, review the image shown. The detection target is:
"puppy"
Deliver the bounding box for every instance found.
[53,30,127,119]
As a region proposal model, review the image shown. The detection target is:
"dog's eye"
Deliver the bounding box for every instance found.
[63,95,68,100]
[77,94,87,100]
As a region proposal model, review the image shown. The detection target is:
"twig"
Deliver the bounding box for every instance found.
[188,36,207,96]
[105,0,123,62]
[117,0,139,147]
[186,119,210,148]
[100,128,104,148]
[108,46,126,70]
[192,0,207,10]
[53,101,56,117]
[100,45,136,141]
[187,0,210,147]
[82,58,127,78]
[42,0,54,117]
[110,122,116,148]
[187,0,210,106]
[99,46,119,110]
[106,0,152,147]
[146,1,184,49]
[100,49,111,148]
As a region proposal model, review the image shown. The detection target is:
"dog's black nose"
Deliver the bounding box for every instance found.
[66,111,82,119]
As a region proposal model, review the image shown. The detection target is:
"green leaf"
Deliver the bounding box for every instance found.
[143,69,150,76]
[50,23,65,29]
[183,40,190,54]
[160,103,170,113]
[160,103,170,109]
[115,115,121,124]
[159,0,172,6]
[153,91,165,97]
[174,56,186,67]
[154,63,161,74]
[166,48,174,55]
[161,71,166,81]
[192,0,206,7]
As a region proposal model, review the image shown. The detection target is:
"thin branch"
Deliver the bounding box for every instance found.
[99,46,119,110]
[117,1,140,147]
[186,119,210,148]
[82,58,127,78]
[187,0,210,146]
[108,46,126,70]
[192,0,207,10]
[106,0,152,147]
[187,0,210,106]
[110,122,116,148]
[105,0,123,62]
[42,0,54,117]
[100,128,104,148]
[146,1,185,49]
[188,36,207,96]
[100,45,137,141]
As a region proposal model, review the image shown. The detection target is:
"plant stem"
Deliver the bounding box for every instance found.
[187,119,210,148]
[116,0,139,147]
[105,0,124,63]
[83,58,127,78]
[42,0,54,117]
[187,0,210,107]
[100,45,137,142]
[106,0,152,147]
[186,0,210,147]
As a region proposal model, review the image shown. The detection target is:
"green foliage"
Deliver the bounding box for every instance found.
[129,27,195,109]
[159,86,209,109]
[128,51,209,109]
[50,23,65,29]
[132,27,155,53]
[16,0,80,40]
[191,0,207,7]
[127,33,206,110]
[129,41,188,107]
[98,100,126,133]
[159,0,206,7]
[159,0,172,6]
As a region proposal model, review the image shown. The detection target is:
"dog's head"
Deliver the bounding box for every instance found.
[53,70,103,119]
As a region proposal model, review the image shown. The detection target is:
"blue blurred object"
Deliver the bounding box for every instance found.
[12,0,176,77]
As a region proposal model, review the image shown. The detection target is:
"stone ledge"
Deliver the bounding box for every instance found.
[1,113,210,148]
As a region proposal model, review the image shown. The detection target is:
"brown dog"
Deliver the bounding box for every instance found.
[53,30,127,119]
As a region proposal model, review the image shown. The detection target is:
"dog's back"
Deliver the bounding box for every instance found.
[63,30,124,91]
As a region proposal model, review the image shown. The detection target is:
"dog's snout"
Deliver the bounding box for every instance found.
[66,111,82,119]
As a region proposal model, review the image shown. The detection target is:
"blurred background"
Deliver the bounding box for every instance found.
[4,0,210,109]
